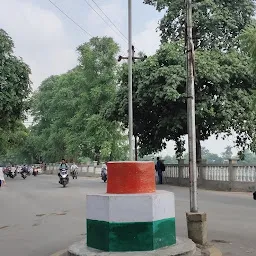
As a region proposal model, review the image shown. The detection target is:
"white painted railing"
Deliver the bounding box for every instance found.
[164,162,256,183]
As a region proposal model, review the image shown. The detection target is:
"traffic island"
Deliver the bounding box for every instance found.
[66,161,198,256]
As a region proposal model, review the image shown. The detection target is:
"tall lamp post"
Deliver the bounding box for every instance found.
[128,0,133,161]
[186,0,207,247]
[186,0,198,213]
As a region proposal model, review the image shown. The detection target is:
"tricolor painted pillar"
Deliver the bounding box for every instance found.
[86,161,176,252]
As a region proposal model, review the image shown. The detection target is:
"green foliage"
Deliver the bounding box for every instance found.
[28,37,128,163]
[143,0,255,50]
[240,21,256,69]
[221,146,233,160]
[108,42,256,157]
[0,29,31,129]
[237,149,256,163]
[0,122,31,164]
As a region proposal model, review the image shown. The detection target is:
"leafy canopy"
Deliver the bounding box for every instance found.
[0,29,31,128]
[29,37,128,163]
[108,43,256,157]
[143,0,255,50]
[240,21,256,69]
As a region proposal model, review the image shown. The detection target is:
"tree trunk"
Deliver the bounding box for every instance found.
[134,135,138,161]
[196,127,201,164]
[94,147,100,165]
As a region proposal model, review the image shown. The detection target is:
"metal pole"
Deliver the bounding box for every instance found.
[186,0,198,212]
[128,0,133,161]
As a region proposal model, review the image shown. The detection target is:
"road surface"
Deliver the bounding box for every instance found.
[0,175,255,256]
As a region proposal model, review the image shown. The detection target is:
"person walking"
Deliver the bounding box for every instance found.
[155,157,165,184]
[0,167,6,187]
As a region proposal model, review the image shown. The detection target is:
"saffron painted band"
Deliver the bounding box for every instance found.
[107,161,156,194]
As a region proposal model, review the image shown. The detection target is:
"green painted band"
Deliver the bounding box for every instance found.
[87,218,176,252]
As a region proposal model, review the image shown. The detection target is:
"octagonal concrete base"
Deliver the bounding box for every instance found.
[68,237,196,256]
[86,191,176,251]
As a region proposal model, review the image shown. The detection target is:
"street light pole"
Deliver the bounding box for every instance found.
[186,0,198,212]
[128,0,133,161]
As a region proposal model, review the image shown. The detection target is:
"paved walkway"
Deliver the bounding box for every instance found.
[0,175,255,256]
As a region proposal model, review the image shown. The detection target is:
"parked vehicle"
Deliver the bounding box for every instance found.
[59,168,69,187]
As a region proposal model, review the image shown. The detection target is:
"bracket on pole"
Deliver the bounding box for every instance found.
[118,45,147,63]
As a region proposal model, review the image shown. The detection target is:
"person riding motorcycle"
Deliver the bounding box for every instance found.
[58,159,68,177]
[21,165,29,174]
[70,162,78,176]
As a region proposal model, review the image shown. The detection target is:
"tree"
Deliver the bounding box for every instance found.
[29,37,128,163]
[143,0,255,50]
[237,149,256,163]
[107,43,256,161]
[240,22,256,64]
[0,29,31,129]
[0,122,31,164]
[221,146,233,160]
[201,147,223,164]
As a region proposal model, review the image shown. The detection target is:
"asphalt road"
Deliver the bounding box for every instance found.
[1,175,256,256]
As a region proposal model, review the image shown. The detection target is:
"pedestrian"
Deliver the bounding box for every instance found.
[155,157,165,184]
[0,167,6,187]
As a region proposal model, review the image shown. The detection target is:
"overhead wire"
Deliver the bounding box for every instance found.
[81,0,129,57]
[82,0,141,54]
[90,0,128,42]
[48,0,93,38]
[47,0,142,58]
[82,0,128,44]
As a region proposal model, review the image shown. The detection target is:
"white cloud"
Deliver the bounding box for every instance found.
[133,19,161,55]
[0,0,77,89]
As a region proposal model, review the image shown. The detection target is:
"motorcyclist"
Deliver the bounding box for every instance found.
[21,164,29,174]
[101,162,107,181]
[70,162,78,176]
[58,159,68,177]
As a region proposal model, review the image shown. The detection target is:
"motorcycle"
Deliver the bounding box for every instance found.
[4,167,16,179]
[101,167,107,183]
[21,171,27,179]
[71,169,78,179]
[59,168,69,187]
[21,166,29,179]
[32,168,38,176]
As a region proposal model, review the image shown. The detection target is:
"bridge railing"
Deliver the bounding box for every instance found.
[45,162,102,176]
[163,159,256,191]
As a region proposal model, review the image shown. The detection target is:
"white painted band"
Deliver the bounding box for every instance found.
[86,190,175,223]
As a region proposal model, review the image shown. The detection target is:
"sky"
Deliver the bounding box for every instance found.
[0,0,237,156]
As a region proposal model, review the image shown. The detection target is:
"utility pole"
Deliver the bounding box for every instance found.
[186,0,198,212]
[127,0,133,161]
[118,46,147,161]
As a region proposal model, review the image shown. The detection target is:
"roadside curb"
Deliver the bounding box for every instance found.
[50,243,222,256]
[50,249,68,256]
